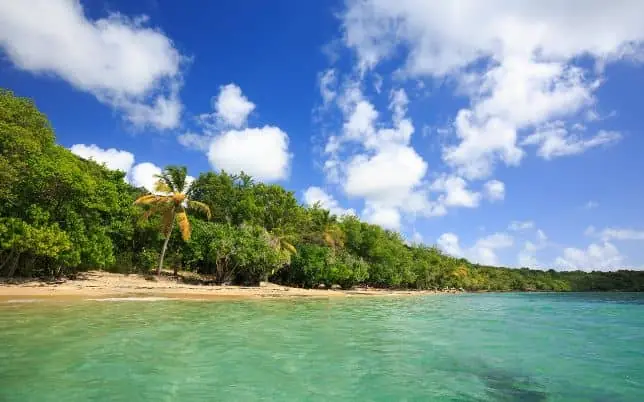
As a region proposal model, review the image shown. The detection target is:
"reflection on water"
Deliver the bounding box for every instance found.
[0,294,643,401]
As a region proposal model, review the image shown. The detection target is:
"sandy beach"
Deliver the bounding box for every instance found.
[0,271,439,301]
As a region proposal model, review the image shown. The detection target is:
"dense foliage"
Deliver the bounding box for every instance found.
[1,89,643,291]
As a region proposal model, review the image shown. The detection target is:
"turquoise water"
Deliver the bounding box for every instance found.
[1,293,643,401]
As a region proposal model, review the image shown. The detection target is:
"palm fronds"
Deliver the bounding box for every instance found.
[134,194,167,205]
[175,210,191,241]
[188,200,212,220]
[161,209,175,237]
[154,180,172,193]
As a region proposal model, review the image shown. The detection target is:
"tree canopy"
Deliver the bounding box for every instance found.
[1,89,643,291]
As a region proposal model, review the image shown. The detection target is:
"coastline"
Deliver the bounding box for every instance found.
[0,271,442,302]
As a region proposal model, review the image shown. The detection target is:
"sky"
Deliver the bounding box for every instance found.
[1,0,644,271]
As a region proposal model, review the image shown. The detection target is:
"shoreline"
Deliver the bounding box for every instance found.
[0,271,444,302]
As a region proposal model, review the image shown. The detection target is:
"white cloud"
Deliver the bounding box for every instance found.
[508,221,535,231]
[69,144,172,193]
[372,73,383,93]
[207,83,256,129]
[120,90,182,130]
[362,204,401,230]
[411,230,423,244]
[518,241,539,267]
[303,186,356,217]
[584,201,599,210]
[437,232,514,266]
[555,242,624,271]
[318,69,338,105]
[184,175,195,194]
[345,144,427,204]
[342,0,644,78]
[437,233,463,257]
[330,87,439,227]
[130,162,162,193]
[430,175,481,208]
[207,126,291,182]
[339,0,641,178]
[180,84,292,183]
[598,228,644,242]
[177,132,211,151]
[585,226,644,242]
[472,233,514,265]
[484,180,505,202]
[443,110,524,180]
[344,100,378,142]
[346,143,438,229]
[70,144,134,173]
[523,127,621,159]
[0,0,183,129]
[517,228,548,267]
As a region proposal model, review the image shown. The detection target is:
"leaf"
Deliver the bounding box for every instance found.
[141,203,171,222]
[188,200,212,220]
[134,194,162,205]
[176,210,191,241]
[282,240,297,255]
[154,180,172,193]
[161,209,175,238]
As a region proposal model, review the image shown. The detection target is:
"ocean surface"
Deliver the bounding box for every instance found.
[1,293,643,401]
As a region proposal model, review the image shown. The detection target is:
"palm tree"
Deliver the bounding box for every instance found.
[267,229,297,257]
[134,166,211,275]
[311,205,345,249]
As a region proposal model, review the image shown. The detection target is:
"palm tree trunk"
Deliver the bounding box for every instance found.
[157,209,176,276]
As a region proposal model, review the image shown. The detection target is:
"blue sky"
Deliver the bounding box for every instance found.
[1,0,643,270]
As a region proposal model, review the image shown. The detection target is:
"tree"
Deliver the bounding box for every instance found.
[134,166,211,275]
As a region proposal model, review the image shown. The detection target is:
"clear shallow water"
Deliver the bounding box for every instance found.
[1,293,643,401]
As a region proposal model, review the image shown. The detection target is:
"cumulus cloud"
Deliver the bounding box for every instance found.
[584,201,599,210]
[345,144,427,204]
[430,175,481,208]
[205,83,256,129]
[518,241,540,268]
[179,84,293,182]
[484,180,505,202]
[130,162,162,192]
[596,228,644,242]
[70,144,134,172]
[523,127,621,159]
[303,186,356,217]
[508,221,535,231]
[438,232,514,266]
[177,132,211,151]
[437,233,462,257]
[517,228,548,267]
[207,126,291,182]
[362,204,401,230]
[176,84,292,182]
[0,0,183,129]
[70,143,189,194]
[555,242,624,271]
[318,69,338,106]
[339,0,639,178]
[322,85,440,228]
[319,80,511,229]
[410,231,423,244]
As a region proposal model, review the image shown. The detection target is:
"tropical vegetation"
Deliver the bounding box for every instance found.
[1,89,643,291]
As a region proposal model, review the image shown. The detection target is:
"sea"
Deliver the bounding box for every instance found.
[1,293,642,401]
